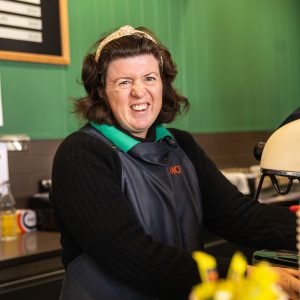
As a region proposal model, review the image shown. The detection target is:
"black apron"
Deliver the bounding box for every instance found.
[59,125,203,300]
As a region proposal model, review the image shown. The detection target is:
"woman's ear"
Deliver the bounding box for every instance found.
[98,87,105,98]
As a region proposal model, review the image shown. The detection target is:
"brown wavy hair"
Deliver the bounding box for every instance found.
[74,26,189,124]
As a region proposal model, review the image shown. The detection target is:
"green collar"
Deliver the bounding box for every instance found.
[90,122,173,152]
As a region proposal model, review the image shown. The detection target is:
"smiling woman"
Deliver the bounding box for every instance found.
[50,25,300,300]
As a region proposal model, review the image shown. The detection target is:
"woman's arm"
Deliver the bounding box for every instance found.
[171,128,297,250]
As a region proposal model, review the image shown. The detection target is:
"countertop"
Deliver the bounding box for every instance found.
[0,231,64,290]
[0,231,61,267]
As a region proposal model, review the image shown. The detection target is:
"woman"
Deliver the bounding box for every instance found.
[51,25,300,299]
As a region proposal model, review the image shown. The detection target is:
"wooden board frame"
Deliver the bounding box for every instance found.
[0,0,70,65]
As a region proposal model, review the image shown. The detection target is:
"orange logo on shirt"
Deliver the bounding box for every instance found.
[169,165,182,175]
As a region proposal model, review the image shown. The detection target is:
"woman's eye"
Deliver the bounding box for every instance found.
[119,80,131,86]
[145,76,156,82]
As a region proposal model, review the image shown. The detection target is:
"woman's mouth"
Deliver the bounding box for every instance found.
[130,103,149,111]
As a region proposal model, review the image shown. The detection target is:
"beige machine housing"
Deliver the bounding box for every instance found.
[260,119,300,175]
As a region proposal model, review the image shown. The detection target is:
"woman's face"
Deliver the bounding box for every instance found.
[105,54,163,138]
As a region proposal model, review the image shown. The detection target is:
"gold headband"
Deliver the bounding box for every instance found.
[95,25,157,63]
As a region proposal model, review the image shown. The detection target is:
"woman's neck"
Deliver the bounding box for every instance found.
[115,124,156,143]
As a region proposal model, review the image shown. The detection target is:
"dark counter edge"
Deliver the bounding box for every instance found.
[0,248,62,269]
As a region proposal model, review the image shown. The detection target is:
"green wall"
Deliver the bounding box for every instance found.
[0,0,299,139]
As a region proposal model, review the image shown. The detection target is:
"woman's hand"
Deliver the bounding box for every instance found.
[247,265,300,300]
[271,266,300,300]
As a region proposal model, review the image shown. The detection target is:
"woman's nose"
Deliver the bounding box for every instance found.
[131,82,145,98]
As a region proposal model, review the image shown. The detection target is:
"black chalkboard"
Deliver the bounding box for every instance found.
[0,0,69,65]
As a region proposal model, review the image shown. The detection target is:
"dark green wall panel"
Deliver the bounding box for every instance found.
[0,0,299,139]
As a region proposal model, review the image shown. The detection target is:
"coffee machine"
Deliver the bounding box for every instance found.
[254,108,300,201]
[253,108,300,269]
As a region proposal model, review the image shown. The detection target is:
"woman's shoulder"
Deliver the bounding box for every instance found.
[168,128,192,138]
[55,127,117,160]
[167,127,208,164]
[168,128,198,149]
